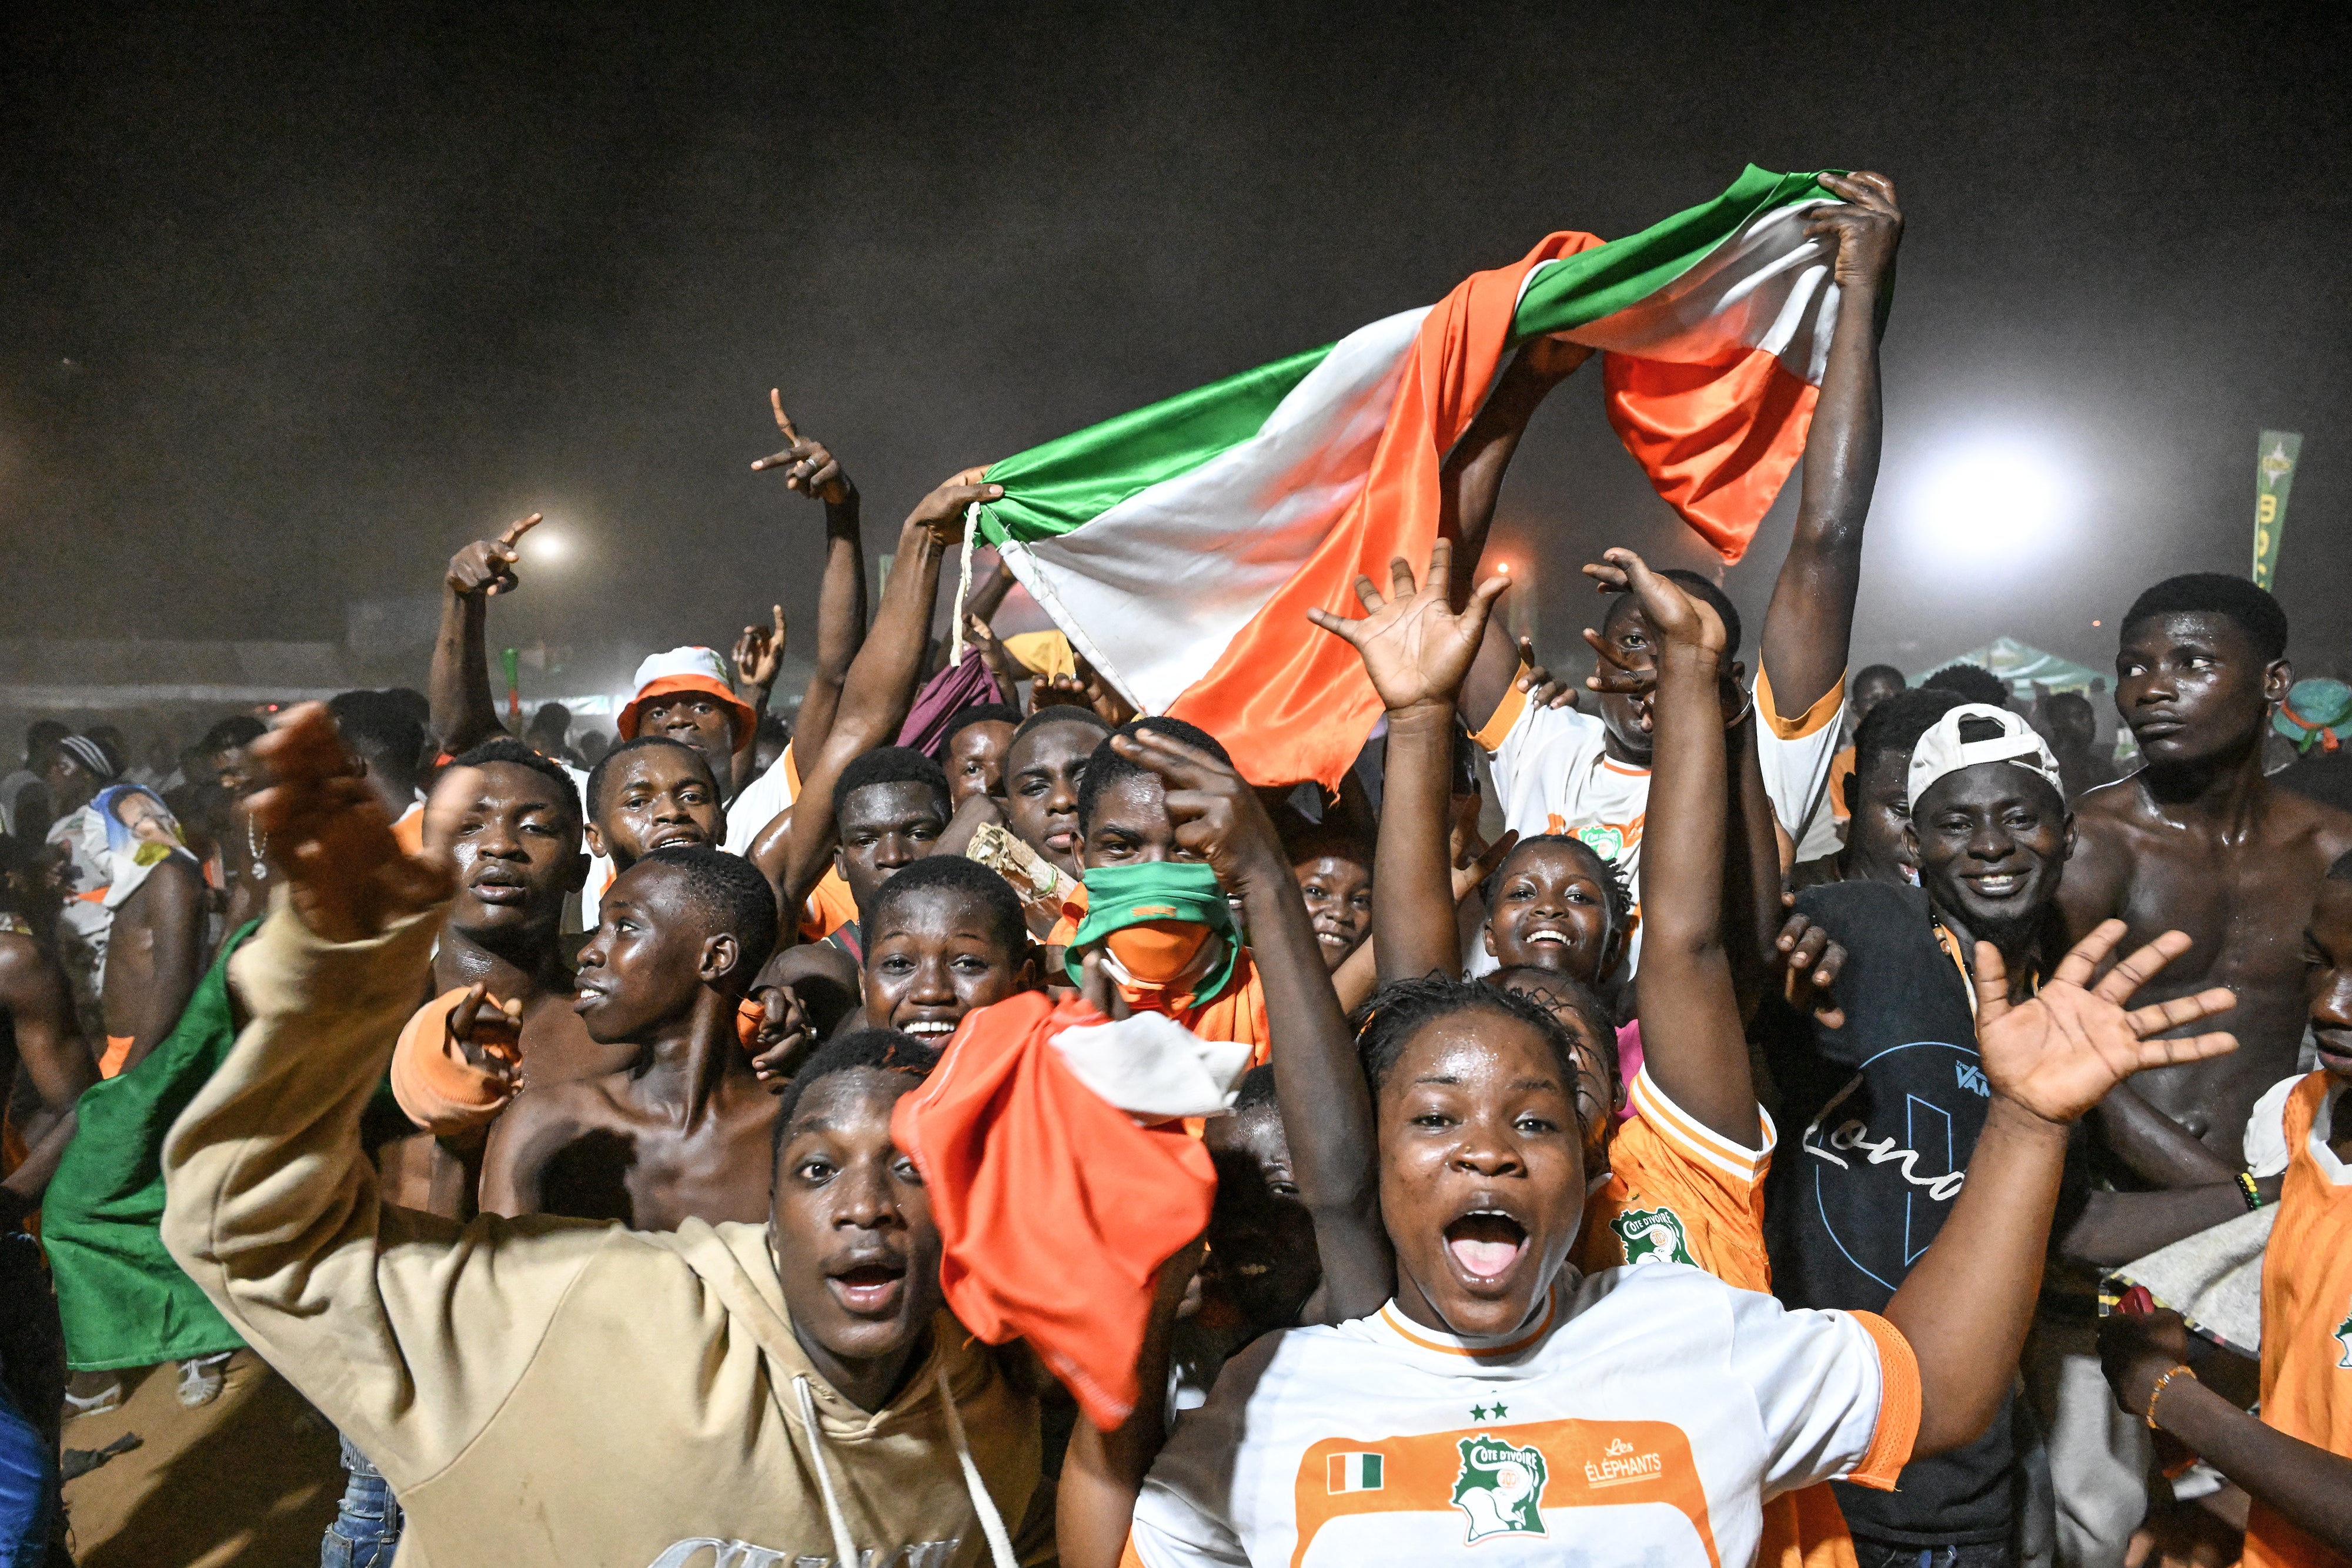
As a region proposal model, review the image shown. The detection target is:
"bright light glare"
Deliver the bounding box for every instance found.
[525,529,570,563]
[1910,440,2076,558]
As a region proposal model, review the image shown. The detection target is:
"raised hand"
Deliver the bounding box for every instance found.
[744,984,811,1089]
[749,391,853,507]
[1108,727,1287,899]
[1513,637,1578,711]
[447,514,540,600]
[1805,172,1902,294]
[246,706,454,942]
[1974,921,2238,1127]
[448,982,524,1086]
[1581,546,1724,657]
[733,605,788,692]
[1306,539,1509,714]
[905,467,999,547]
[1451,828,1517,904]
[1076,948,1133,1022]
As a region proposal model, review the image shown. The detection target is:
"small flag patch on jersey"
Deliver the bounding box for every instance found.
[1328,1452,1385,1493]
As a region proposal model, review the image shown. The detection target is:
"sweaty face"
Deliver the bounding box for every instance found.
[572,862,723,1044]
[589,750,721,868]
[1201,1106,1320,1330]
[1483,841,1615,982]
[1595,600,1659,763]
[1843,752,1917,881]
[770,1070,942,1369]
[2116,612,2284,768]
[635,694,739,773]
[2301,878,2352,1081]
[1004,722,1100,880]
[1378,1012,1582,1339]
[946,721,1016,808]
[439,763,587,940]
[836,782,947,914]
[1909,764,2073,936]
[1083,773,1195,868]
[861,888,1034,1045]
[1294,855,1372,971]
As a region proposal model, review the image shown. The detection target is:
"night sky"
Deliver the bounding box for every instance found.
[6,2,2348,696]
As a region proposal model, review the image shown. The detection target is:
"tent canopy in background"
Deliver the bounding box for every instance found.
[1915,636,2106,700]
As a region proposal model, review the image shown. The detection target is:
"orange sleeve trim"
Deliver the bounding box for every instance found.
[1118,1534,1148,1568]
[1845,1309,1922,1490]
[389,987,517,1135]
[781,739,801,797]
[1757,665,1846,743]
[99,1036,134,1080]
[1471,666,1531,754]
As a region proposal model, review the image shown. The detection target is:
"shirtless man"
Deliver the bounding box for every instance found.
[380,739,632,1213]
[91,785,207,1078]
[2062,573,2352,1168]
[0,837,98,1227]
[480,847,780,1228]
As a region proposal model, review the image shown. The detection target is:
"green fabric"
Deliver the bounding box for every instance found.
[2251,430,2302,591]
[974,166,1836,551]
[1062,861,1238,1002]
[2275,678,2352,751]
[44,924,256,1371]
[1509,165,1838,339]
[979,342,1331,546]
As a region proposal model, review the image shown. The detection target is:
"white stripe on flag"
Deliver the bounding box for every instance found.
[994,306,1430,715]
[1328,1451,1385,1493]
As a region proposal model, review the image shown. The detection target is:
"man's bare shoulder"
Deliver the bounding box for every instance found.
[2260,777,2352,859]
[2069,771,2154,835]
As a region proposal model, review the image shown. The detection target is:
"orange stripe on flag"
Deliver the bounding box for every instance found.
[1167,231,1610,789]
[1605,347,1820,564]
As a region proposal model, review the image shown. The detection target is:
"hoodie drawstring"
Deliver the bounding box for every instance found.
[792,1366,1017,1568]
[794,1374,863,1568]
[936,1362,1018,1568]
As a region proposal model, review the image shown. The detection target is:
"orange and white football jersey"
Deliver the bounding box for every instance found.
[1575,1066,1776,1292]
[1127,1263,1916,1567]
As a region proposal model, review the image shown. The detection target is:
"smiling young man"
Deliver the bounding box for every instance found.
[856,854,1040,1048]
[479,846,780,1229]
[1759,703,2087,1566]
[1789,687,1968,892]
[161,705,1048,1567]
[583,736,725,872]
[2061,575,2352,1170]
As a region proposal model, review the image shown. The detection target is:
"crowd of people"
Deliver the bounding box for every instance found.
[0,169,2346,1568]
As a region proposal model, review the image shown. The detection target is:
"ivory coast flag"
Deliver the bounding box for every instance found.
[974,165,1864,788]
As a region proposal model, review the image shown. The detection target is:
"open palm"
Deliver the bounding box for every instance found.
[1973,920,2237,1125]
[1307,539,1507,712]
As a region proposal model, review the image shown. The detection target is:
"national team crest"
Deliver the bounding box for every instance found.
[1575,824,1628,861]
[1451,1433,1547,1544]
[1611,1205,1696,1268]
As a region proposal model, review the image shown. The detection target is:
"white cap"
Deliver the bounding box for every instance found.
[1907,703,2065,810]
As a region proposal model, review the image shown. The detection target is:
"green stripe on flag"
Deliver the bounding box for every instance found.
[980,342,1331,545]
[1510,165,1838,339]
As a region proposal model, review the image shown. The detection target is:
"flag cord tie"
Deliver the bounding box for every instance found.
[948,505,978,667]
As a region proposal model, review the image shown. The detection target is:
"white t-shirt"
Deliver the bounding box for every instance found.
[2244,1073,2350,1186]
[1473,666,1845,974]
[723,743,796,857]
[1130,1262,1915,1568]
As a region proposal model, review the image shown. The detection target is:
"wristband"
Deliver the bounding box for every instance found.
[2236,1171,2264,1211]
[2145,1363,2196,1431]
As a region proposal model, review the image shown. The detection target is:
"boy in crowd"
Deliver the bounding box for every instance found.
[329,688,430,851]
[581,735,726,875]
[856,854,1041,1046]
[2063,574,2352,1169]
[1788,687,1968,891]
[480,847,780,1228]
[943,703,1025,808]
[162,705,1050,1566]
[86,784,206,1078]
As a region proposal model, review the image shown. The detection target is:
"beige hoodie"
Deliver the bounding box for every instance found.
[161,898,1050,1568]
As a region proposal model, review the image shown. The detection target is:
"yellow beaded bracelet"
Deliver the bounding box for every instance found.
[2146,1363,2197,1431]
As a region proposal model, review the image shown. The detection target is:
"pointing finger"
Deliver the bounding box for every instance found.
[497,513,543,549]
[770,389,799,443]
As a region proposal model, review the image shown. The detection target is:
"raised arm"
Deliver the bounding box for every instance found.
[162,708,617,1493]
[751,392,866,767]
[1440,338,1591,730]
[1588,549,1762,1146]
[751,472,997,911]
[1756,172,1900,717]
[1885,921,2237,1456]
[1115,727,1389,1320]
[427,514,539,755]
[2103,1308,2352,1557]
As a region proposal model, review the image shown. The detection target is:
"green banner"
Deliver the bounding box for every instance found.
[2251,430,2303,590]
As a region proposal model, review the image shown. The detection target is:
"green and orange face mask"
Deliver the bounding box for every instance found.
[1064,861,1238,1007]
